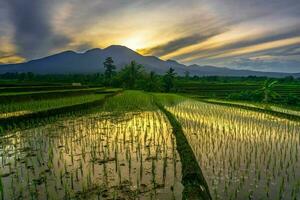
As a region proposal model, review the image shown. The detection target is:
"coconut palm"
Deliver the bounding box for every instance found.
[261,80,279,103]
[163,68,177,92]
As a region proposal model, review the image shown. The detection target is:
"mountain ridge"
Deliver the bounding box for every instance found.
[0,45,299,77]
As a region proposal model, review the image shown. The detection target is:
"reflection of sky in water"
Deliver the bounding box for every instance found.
[0,111,183,199]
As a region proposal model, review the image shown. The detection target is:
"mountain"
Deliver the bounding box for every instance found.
[0,45,298,77]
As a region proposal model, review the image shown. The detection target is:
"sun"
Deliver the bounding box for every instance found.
[121,37,145,50]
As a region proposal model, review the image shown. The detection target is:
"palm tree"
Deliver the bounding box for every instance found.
[163,68,176,92]
[261,80,279,103]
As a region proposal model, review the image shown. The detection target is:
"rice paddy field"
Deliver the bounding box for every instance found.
[0,91,184,200]
[157,94,300,200]
[1,88,300,199]
[0,94,107,119]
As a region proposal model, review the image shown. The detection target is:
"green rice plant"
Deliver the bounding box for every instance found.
[157,93,300,199]
[0,91,183,199]
[0,94,107,117]
[0,175,3,200]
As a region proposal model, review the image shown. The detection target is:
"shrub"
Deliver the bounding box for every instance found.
[284,94,300,106]
[227,90,263,102]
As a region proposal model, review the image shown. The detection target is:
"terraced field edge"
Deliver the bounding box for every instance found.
[155,102,212,200]
[196,99,300,122]
[0,92,120,134]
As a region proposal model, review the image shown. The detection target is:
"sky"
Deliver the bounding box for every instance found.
[0,0,300,72]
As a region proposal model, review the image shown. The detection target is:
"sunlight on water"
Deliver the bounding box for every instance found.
[167,100,300,200]
[0,111,183,199]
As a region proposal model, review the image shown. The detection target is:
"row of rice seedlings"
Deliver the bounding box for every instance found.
[206,99,300,117]
[269,105,300,117]
[0,94,107,118]
[0,110,183,199]
[165,99,300,200]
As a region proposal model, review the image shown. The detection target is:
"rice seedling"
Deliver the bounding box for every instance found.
[158,94,300,199]
[0,91,183,199]
[0,94,107,118]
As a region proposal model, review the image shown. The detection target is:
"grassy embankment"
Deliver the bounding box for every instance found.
[177,81,300,121]
[177,81,300,102]
[154,94,212,200]
[0,87,121,133]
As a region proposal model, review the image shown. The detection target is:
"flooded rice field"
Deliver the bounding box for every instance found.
[167,100,300,200]
[0,111,182,200]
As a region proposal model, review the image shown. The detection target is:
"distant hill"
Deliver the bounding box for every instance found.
[0,45,298,77]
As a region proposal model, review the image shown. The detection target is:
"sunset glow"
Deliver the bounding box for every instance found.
[0,0,299,72]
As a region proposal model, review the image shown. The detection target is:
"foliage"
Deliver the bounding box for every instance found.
[284,94,300,106]
[115,61,144,89]
[102,90,156,112]
[153,93,186,107]
[139,71,161,92]
[227,90,263,102]
[260,80,279,103]
[103,57,116,86]
[163,68,177,92]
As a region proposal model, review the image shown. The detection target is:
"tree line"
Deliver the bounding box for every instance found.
[101,57,177,92]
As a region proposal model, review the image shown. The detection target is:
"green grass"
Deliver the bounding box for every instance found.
[0,85,88,94]
[0,94,107,118]
[177,82,300,101]
[0,87,103,96]
[102,90,156,112]
[152,93,186,107]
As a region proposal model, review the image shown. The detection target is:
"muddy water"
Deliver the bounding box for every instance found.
[0,111,183,199]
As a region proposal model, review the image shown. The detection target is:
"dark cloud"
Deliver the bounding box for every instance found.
[230,58,300,73]
[174,27,300,61]
[139,25,225,57]
[267,45,300,57]
[217,28,300,53]
[0,0,299,73]
[4,0,70,59]
[139,34,217,56]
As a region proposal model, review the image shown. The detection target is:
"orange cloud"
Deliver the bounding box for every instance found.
[0,55,26,64]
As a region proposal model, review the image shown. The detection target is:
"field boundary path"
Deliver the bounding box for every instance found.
[196,98,300,122]
[0,91,121,134]
[0,87,106,103]
[155,101,212,200]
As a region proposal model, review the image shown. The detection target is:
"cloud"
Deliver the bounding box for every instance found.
[230,57,300,73]
[267,45,300,57]
[4,0,70,59]
[0,54,25,64]
[172,25,300,62]
[0,0,299,73]
[137,31,222,57]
